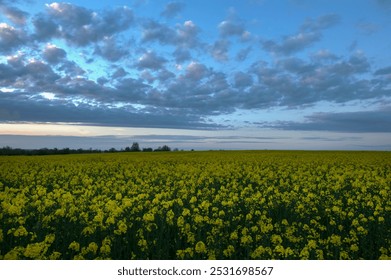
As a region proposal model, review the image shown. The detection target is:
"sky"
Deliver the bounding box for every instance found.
[0,0,390,150]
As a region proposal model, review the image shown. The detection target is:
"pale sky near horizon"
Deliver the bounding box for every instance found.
[0,0,390,150]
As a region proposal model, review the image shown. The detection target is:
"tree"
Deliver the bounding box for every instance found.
[155,145,171,152]
[130,142,140,152]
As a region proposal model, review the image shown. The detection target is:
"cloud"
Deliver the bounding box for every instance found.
[218,19,250,41]
[374,66,391,75]
[0,93,221,130]
[234,71,253,88]
[376,0,391,11]
[43,43,67,64]
[356,21,380,35]
[262,31,320,56]
[136,51,167,70]
[269,108,391,133]
[33,3,134,46]
[94,36,129,61]
[262,14,340,56]
[184,61,209,81]
[173,47,191,63]
[236,46,252,61]
[141,19,200,49]
[210,39,230,61]
[161,1,184,18]
[301,14,340,32]
[32,13,59,41]
[111,67,128,79]
[0,5,29,25]
[310,49,339,61]
[0,3,389,135]
[141,20,176,44]
[0,22,27,53]
[0,57,60,92]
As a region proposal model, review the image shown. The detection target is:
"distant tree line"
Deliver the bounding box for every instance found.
[0,143,176,156]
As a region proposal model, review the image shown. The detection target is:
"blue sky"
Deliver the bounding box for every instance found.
[0,0,390,150]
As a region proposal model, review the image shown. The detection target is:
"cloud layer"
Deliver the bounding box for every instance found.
[0,1,390,134]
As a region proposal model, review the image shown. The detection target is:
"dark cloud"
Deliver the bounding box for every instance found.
[33,3,134,46]
[157,69,175,82]
[0,22,27,53]
[57,61,86,77]
[269,108,391,133]
[262,31,320,56]
[111,67,128,79]
[32,13,59,41]
[210,39,230,61]
[161,1,184,18]
[42,44,67,64]
[141,20,177,44]
[236,46,252,61]
[218,19,250,41]
[0,4,389,135]
[0,57,60,91]
[301,14,340,32]
[277,57,316,74]
[262,14,340,56]
[184,61,209,81]
[141,19,200,49]
[234,71,253,88]
[173,47,191,63]
[375,66,391,75]
[310,49,339,61]
[0,5,29,25]
[136,51,167,70]
[356,21,380,35]
[376,0,391,11]
[94,36,129,61]
[0,94,221,130]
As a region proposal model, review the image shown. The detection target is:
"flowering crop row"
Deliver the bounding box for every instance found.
[0,151,390,259]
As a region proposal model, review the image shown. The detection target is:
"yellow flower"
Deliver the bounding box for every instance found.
[240,235,253,246]
[4,246,24,260]
[138,239,148,251]
[223,245,235,257]
[299,247,310,259]
[251,246,265,259]
[24,242,48,259]
[49,252,62,260]
[114,220,128,235]
[339,250,350,260]
[143,213,155,222]
[330,234,342,246]
[86,242,98,255]
[68,241,80,251]
[230,231,238,240]
[177,216,185,227]
[13,226,28,237]
[166,209,175,225]
[182,208,191,216]
[307,240,317,250]
[271,234,283,245]
[195,241,207,254]
[115,193,122,200]
[350,244,359,252]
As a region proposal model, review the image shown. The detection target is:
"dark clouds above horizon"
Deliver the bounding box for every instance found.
[1,0,391,139]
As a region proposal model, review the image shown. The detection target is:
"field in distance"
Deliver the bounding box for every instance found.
[0,150,390,259]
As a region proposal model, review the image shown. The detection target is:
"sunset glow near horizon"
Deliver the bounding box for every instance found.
[0,0,390,150]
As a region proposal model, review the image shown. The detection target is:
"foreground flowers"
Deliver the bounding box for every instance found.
[0,151,390,259]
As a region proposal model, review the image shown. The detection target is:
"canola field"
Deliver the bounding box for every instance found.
[0,151,390,260]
